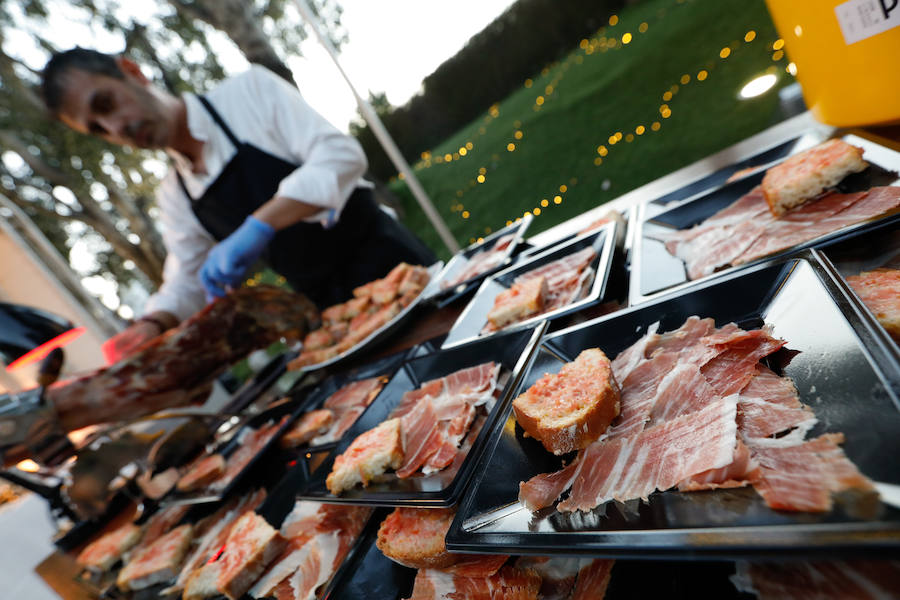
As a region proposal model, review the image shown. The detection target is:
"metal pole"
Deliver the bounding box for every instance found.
[291,0,460,254]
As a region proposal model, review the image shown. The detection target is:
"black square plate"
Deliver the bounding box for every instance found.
[295,325,547,507]
[441,221,619,350]
[281,348,413,453]
[813,216,900,365]
[629,133,900,305]
[424,214,533,304]
[293,262,444,373]
[447,256,900,559]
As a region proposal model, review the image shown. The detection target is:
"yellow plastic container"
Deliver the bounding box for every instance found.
[764,0,900,127]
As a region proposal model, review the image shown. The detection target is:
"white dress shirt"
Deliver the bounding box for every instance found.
[143,65,369,321]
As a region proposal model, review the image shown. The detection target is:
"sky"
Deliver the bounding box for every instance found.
[288,0,519,132]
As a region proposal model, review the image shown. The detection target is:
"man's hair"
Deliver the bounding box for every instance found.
[41,47,123,115]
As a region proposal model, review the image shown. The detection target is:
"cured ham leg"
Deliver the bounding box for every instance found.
[47,285,317,431]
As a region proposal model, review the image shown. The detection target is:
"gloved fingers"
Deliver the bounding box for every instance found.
[200,260,229,300]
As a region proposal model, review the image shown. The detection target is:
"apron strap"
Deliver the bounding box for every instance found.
[174,95,243,204]
[196,96,242,148]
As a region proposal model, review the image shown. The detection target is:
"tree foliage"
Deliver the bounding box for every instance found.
[351,0,626,181]
[0,0,344,316]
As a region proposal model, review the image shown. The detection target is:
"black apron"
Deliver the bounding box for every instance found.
[175,96,435,309]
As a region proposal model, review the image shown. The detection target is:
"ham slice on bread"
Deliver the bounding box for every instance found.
[76,522,142,571]
[183,512,285,600]
[326,418,403,495]
[116,523,193,591]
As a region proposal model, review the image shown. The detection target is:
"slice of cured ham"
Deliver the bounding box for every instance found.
[748,433,875,512]
[520,397,738,513]
[406,566,542,600]
[678,439,760,491]
[660,183,900,280]
[306,376,386,446]
[847,267,900,341]
[555,397,738,512]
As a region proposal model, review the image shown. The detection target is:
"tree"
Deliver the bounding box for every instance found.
[0,0,345,318]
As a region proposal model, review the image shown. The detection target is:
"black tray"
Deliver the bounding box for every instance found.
[424,214,533,305]
[293,262,444,373]
[163,396,309,507]
[296,325,547,507]
[447,256,900,559]
[649,135,808,208]
[629,133,900,305]
[283,348,412,453]
[813,216,900,364]
[441,222,619,350]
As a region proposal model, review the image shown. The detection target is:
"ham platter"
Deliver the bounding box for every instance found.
[446,253,900,557]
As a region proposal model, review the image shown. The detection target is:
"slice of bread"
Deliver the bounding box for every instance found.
[372,263,413,304]
[376,507,458,569]
[487,275,548,329]
[280,409,334,448]
[76,522,143,570]
[182,561,220,600]
[513,348,620,455]
[762,138,867,216]
[326,417,404,495]
[398,265,430,296]
[176,454,226,493]
[302,328,335,351]
[117,523,193,591]
[214,512,287,600]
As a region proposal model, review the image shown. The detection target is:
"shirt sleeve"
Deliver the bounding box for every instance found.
[245,65,368,220]
[142,175,214,321]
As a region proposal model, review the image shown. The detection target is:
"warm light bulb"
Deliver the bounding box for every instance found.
[739,73,778,98]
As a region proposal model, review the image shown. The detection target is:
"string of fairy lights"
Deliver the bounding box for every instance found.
[394,0,795,246]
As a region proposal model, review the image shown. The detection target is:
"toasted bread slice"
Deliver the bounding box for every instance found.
[182,561,220,600]
[280,409,334,448]
[398,264,430,296]
[302,328,335,351]
[513,348,620,455]
[215,512,286,600]
[176,454,226,493]
[376,507,458,569]
[372,263,413,304]
[76,522,143,571]
[487,276,548,329]
[326,418,403,495]
[762,139,867,216]
[117,523,193,591]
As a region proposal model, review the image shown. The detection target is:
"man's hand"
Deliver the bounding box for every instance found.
[200,215,275,300]
[101,311,177,364]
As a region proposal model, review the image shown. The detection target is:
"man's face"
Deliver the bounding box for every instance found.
[56,62,177,150]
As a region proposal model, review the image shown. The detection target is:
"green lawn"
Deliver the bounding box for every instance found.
[389,0,794,259]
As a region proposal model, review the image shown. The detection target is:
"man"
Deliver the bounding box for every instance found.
[41,48,435,363]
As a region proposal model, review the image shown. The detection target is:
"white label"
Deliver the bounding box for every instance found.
[835,0,900,44]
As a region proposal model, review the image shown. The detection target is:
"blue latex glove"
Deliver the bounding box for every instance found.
[200,215,275,300]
